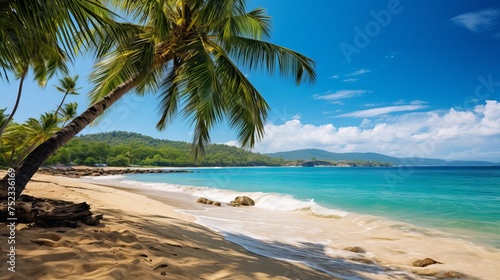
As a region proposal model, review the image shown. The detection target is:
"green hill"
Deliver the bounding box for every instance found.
[46,131,286,167]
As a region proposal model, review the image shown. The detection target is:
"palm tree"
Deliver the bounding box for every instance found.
[59,102,79,127]
[0,108,8,129]
[54,76,81,116]
[0,123,27,167]
[0,0,114,136]
[0,0,316,198]
[125,149,135,165]
[13,113,60,167]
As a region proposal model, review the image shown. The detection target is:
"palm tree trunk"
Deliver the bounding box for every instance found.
[0,69,27,136]
[0,76,138,199]
[54,93,69,117]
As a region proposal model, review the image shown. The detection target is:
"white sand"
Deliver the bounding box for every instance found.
[0,172,333,279]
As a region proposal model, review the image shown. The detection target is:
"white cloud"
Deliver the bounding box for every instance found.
[347,68,372,77]
[386,52,398,59]
[329,101,344,105]
[392,99,407,105]
[337,105,428,118]
[343,78,359,83]
[451,9,499,32]
[230,100,500,161]
[291,113,302,120]
[313,89,370,101]
[330,75,340,79]
[410,100,428,105]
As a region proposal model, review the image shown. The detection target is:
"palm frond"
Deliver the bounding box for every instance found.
[223,36,316,85]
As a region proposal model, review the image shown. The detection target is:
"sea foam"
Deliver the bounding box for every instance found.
[118,179,349,218]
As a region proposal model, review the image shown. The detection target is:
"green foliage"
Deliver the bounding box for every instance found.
[45,148,71,165]
[84,157,97,166]
[0,113,61,167]
[107,154,129,167]
[58,131,287,167]
[90,0,316,158]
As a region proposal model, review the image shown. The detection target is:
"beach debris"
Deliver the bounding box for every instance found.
[214,202,221,207]
[343,246,366,253]
[0,195,103,227]
[413,258,442,267]
[228,201,241,207]
[234,196,255,206]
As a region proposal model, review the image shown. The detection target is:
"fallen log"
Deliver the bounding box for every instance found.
[0,195,103,227]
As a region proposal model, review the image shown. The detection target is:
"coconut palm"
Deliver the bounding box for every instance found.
[59,102,79,127]
[0,123,27,167]
[0,0,114,136]
[54,76,81,116]
[0,0,316,198]
[12,113,60,166]
[0,108,8,129]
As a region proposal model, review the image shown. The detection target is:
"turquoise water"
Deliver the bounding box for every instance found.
[124,166,500,247]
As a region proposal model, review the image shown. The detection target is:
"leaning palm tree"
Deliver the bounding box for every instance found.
[54,76,81,116]
[0,0,315,198]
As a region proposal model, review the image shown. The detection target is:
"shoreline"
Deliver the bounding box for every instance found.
[80,173,500,279]
[0,171,333,279]
[2,171,500,279]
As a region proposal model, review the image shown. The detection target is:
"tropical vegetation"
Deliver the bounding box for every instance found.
[0,0,113,136]
[41,131,286,167]
[0,0,316,198]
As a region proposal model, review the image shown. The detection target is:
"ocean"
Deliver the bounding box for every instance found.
[91,166,500,279]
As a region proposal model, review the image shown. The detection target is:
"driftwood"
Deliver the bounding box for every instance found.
[0,195,103,227]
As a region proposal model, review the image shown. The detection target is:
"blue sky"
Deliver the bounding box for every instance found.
[2,0,500,161]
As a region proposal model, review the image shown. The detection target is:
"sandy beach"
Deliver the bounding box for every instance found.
[2,170,500,280]
[0,171,332,280]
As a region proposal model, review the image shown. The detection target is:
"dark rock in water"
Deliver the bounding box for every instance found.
[234,196,255,206]
[343,246,366,253]
[228,201,240,207]
[196,197,207,204]
[413,258,442,267]
[197,197,223,206]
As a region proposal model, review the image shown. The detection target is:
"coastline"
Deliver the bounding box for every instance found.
[0,171,332,280]
[2,170,500,279]
[80,171,500,280]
